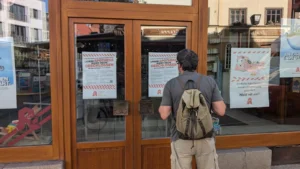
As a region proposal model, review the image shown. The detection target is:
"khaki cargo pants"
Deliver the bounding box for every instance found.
[171,138,219,169]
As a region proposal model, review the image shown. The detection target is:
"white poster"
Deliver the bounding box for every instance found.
[230,48,271,108]
[82,52,117,99]
[280,18,300,78]
[148,52,178,97]
[0,37,17,109]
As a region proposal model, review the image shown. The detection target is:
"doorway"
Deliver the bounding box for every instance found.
[67,18,192,169]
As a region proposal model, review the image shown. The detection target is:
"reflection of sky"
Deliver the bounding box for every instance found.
[44,0,48,12]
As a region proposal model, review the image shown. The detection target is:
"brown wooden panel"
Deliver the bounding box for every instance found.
[142,144,171,169]
[77,147,125,169]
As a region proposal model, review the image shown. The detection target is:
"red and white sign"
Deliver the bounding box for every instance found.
[82,52,117,99]
[230,48,271,108]
[148,52,178,97]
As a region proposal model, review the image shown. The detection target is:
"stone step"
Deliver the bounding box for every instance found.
[217,147,272,169]
[0,161,63,169]
[272,164,300,169]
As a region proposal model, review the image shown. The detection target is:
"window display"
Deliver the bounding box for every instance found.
[208,0,300,136]
[0,0,51,147]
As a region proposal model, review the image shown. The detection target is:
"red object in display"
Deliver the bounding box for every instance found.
[0,105,51,146]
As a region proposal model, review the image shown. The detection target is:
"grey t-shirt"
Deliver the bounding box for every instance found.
[160,71,223,141]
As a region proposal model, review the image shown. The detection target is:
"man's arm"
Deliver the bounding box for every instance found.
[211,80,226,116]
[159,83,172,120]
[212,101,226,116]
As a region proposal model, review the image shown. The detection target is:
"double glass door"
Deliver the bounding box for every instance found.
[69,19,192,169]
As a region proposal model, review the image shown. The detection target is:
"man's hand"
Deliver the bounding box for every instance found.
[159,106,172,120]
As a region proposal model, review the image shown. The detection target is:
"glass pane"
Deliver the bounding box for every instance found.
[207,1,300,136]
[272,10,276,14]
[140,26,187,139]
[75,0,192,6]
[75,24,126,142]
[0,0,51,147]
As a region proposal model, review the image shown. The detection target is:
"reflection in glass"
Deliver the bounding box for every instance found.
[0,0,51,147]
[75,24,125,142]
[208,1,300,135]
[75,0,192,6]
[140,26,187,139]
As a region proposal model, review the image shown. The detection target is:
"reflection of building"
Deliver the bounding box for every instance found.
[0,0,48,45]
[292,0,300,18]
[207,0,291,103]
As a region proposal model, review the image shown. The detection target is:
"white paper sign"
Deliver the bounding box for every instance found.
[148,52,178,97]
[0,37,17,109]
[82,52,117,99]
[280,18,300,78]
[230,48,271,108]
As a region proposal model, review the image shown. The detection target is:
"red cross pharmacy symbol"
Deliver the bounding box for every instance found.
[0,105,51,146]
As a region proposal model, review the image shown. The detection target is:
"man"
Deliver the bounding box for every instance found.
[159,49,226,169]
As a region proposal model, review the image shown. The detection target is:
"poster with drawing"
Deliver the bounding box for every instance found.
[82,52,117,99]
[148,52,178,97]
[0,37,17,109]
[280,18,300,78]
[230,48,271,108]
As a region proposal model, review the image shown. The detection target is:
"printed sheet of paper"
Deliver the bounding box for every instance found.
[230,48,271,108]
[280,18,300,77]
[0,37,17,109]
[82,52,117,99]
[148,52,178,97]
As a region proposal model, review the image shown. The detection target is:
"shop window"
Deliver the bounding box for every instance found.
[74,0,192,6]
[0,0,51,147]
[266,9,282,25]
[208,0,300,136]
[230,9,247,25]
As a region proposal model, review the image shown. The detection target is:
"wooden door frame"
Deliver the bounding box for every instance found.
[132,20,196,169]
[64,18,134,169]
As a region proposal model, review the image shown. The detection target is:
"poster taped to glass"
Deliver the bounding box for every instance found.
[230,48,271,108]
[0,37,17,109]
[82,52,117,99]
[280,18,300,77]
[148,52,178,97]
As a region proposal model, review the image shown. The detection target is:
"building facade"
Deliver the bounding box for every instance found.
[0,0,300,169]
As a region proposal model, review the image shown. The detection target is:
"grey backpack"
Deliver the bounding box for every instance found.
[176,76,214,140]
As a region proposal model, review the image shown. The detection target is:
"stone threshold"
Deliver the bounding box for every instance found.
[0,160,63,169]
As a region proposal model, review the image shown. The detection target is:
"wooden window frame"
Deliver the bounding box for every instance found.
[0,0,63,163]
[265,8,284,26]
[229,8,247,25]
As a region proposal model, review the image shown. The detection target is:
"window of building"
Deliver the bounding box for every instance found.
[266,9,282,25]
[33,28,39,41]
[224,44,232,69]
[31,9,40,19]
[9,4,26,22]
[230,9,247,25]
[10,25,27,43]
